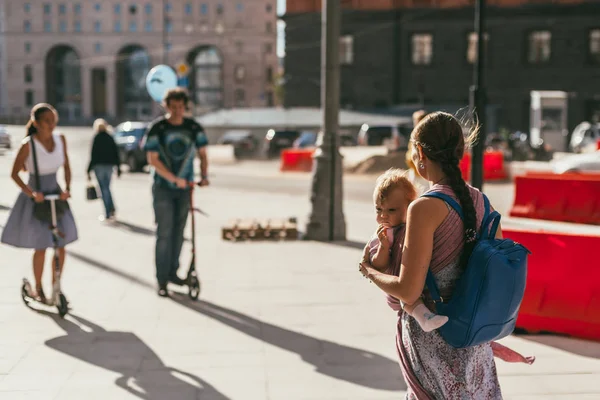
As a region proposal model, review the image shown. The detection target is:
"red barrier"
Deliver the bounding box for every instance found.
[510,175,600,224]
[280,149,315,172]
[459,151,508,182]
[505,228,600,341]
[597,139,600,151]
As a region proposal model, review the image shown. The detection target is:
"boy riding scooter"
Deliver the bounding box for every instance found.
[143,88,209,297]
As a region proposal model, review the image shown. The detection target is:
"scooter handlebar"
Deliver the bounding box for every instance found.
[44,194,61,201]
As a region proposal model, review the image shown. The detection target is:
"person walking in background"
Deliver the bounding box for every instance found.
[1,103,78,302]
[143,88,209,297]
[87,118,121,222]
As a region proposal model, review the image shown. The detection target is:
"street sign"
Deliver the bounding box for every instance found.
[177,76,189,88]
[175,62,189,77]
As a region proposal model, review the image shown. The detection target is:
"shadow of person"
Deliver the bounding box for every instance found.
[41,311,230,400]
[170,295,406,392]
[111,220,156,236]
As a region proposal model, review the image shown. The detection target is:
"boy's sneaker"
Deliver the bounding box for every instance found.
[169,276,187,286]
[157,283,169,297]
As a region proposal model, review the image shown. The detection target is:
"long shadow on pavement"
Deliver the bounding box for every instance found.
[170,295,406,392]
[0,203,11,212]
[38,310,230,400]
[69,251,405,392]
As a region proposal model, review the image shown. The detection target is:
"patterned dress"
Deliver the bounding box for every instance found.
[387,183,503,400]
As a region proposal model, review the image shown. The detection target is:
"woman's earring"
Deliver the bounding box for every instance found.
[418,162,425,170]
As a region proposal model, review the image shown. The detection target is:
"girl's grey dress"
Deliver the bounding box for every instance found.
[1,134,78,249]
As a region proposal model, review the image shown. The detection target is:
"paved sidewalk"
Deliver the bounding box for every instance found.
[0,159,599,399]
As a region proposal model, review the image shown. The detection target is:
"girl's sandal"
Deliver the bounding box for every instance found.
[36,286,47,304]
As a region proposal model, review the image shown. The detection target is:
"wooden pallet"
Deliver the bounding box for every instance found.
[222,218,298,241]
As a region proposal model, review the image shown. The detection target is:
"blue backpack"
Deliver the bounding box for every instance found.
[422,192,530,348]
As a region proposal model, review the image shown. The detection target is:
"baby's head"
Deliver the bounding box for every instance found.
[373,168,417,227]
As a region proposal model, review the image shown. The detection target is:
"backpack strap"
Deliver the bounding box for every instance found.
[420,191,494,304]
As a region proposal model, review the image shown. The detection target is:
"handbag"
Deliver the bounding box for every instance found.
[86,182,99,201]
[29,134,70,224]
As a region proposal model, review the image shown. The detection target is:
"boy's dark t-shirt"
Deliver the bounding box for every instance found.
[143,117,208,189]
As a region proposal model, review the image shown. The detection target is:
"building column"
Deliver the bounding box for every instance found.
[106,62,116,119]
[81,64,91,119]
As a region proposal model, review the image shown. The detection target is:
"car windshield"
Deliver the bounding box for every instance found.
[222,131,250,140]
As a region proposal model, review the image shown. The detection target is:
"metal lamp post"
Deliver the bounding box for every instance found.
[469,0,487,190]
[305,0,346,242]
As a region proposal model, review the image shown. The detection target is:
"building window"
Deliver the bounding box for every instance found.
[411,33,433,65]
[235,65,246,82]
[59,4,66,15]
[201,3,208,14]
[25,90,34,107]
[236,41,243,54]
[185,2,193,14]
[165,2,172,12]
[528,31,551,64]
[589,29,600,64]
[129,21,137,32]
[266,91,274,106]
[114,21,122,32]
[266,66,273,83]
[74,21,81,32]
[265,43,273,54]
[216,4,224,15]
[95,43,102,53]
[59,20,67,32]
[44,4,52,15]
[24,3,31,13]
[114,4,121,14]
[266,3,273,12]
[95,21,102,33]
[25,42,31,54]
[166,21,173,32]
[266,22,273,33]
[166,43,172,51]
[44,21,52,33]
[95,3,101,12]
[235,89,245,107]
[145,21,153,32]
[24,65,33,83]
[74,4,81,15]
[467,32,489,64]
[236,3,244,11]
[145,3,152,14]
[340,35,354,65]
[24,21,31,33]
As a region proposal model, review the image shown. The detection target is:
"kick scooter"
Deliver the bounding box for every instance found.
[184,182,205,300]
[21,194,69,317]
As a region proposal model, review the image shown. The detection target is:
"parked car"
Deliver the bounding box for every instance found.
[570,122,600,153]
[551,151,600,174]
[218,130,259,159]
[293,131,318,149]
[292,130,356,150]
[113,121,148,172]
[357,123,411,153]
[0,125,11,149]
[263,129,300,158]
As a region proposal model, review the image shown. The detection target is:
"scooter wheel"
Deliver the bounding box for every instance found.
[21,282,30,305]
[57,293,69,318]
[188,276,200,300]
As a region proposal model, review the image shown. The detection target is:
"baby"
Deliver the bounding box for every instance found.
[366,168,448,333]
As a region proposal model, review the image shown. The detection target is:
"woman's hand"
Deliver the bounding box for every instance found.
[32,192,44,203]
[60,190,71,200]
[358,261,376,281]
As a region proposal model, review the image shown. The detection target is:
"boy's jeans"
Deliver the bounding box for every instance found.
[152,184,190,285]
